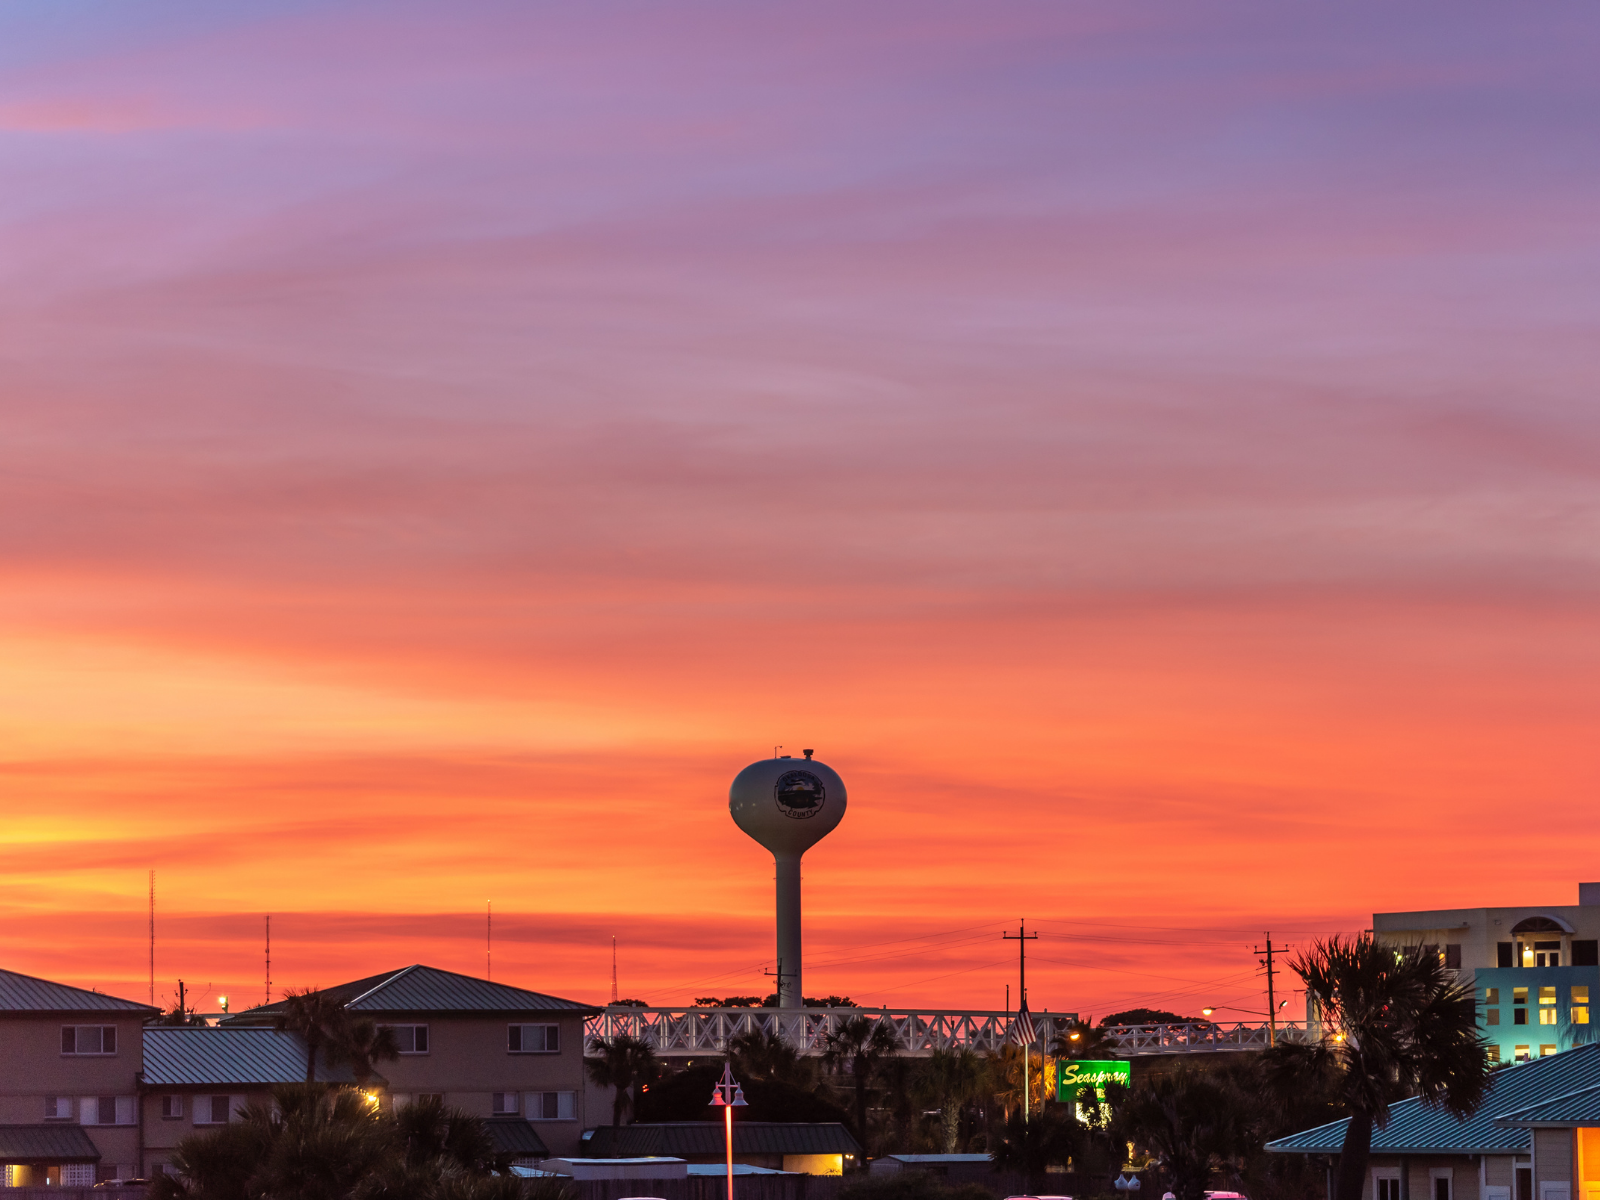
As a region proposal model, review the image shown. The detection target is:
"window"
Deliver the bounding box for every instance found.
[1499,942,1515,968]
[381,1024,429,1054]
[1574,940,1599,967]
[1487,1009,1501,1026]
[81,1097,135,1126]
[1516,1167,1533,1200]
[43,1097,72,1121]
[1431,1170,1453,1200]
[161,1096,183,1120]
[526,1091,576,1121]
[1376,1176,1402,1200]
[1515,1045,1531,1063]
[1541,1044,1558,1057]
[196,1095,234,1125]
[60,1025,117,1055]
[1574,986,1590,1025]
[508,1024,559,1053]
[1445,944,1462,969]
[1485,987,1500,1004]
[1514,988,1529,1024]
[1486,1046,1501,1063]
[61,1165,95,1187]
[1535,941,1562,968]
[491,1092,519,1115]
[1540,986,1558,1024]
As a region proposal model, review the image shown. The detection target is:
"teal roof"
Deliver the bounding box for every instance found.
[1494,1082,1600,1128]
[0,1124,102,1162]
[0,968,157,1015]
[1268,1043,1600,1155]
[230,965,596,1019]
[144,1026,367,1087]
[486,1118,550,1158]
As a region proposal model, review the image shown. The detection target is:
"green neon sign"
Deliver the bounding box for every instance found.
[1056,1059,1130,1104]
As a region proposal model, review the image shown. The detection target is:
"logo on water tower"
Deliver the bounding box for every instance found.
[774,770,826,819]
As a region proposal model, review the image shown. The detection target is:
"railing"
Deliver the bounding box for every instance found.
[585,1008,1313,1057]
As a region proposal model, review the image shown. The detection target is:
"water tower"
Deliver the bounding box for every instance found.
[729,751,847,1008]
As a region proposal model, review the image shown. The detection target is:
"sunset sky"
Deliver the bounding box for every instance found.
[2,3,1598,1022]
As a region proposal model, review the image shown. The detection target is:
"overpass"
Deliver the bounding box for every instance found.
[585,1006,1313,1058]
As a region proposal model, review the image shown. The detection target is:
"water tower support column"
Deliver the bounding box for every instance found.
[776,855,802,1008]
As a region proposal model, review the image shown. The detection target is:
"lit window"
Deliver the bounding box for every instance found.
[1574,987,1590,1025]
[1514,988,1529,1025]
[1515,1045,1531,1062]
[1484,988,1500,1005]
[1540,987,1558,1024]
[1486,1046,1501,1063]
[1541,1044,1559,1057]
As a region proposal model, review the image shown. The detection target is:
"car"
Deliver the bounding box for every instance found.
[93,1181,151,1190]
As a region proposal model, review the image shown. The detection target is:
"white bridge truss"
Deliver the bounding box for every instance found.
[584,1007,1312,1058]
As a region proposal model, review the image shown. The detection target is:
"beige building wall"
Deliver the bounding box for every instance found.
[0,1015,148,1178]
[376,1012,591,1157]
[1536,1129,1575,1197]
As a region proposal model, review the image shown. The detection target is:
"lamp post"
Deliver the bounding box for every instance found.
[1202,1001,1291,1047]
[709,1063,748,1200]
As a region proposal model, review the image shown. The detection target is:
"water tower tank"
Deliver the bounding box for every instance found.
[729,752,847,1009]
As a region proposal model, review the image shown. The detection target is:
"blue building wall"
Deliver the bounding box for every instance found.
[1474,966,1600,1063]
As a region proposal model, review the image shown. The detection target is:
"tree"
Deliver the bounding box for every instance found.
[920,1048,985,1153]
[1100,1008,1195,1027]
[1116,1068,1251,1200]
[823,1014,899,1137]
[274,988,349,1085]
[1050,1018,1120,1061]
[1271,935,1490,1200]
[328,1018,402,1088]
[990,1104,1080,1183]
[586,1033,660,1128]
[731,1027,815,1088]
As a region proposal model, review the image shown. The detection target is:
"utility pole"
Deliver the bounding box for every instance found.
[611,936,619,1004]
[486,901,492,981]
[1253,933,1289,1048]
[764,959,796,1004]
[177,979,186,1022]
[1003,921,1039,1121]
[264,915,272,1006]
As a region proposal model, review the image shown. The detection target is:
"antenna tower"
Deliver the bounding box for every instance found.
[610,936,618,1004]
[486,901,492,981]
[148,870,155,1006]
[264,915,272,1005]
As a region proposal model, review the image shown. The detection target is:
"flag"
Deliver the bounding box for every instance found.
[1010,998,1035,1046]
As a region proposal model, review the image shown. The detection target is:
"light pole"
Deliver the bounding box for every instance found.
[709,1063,748,1200]
[1202,1000,1291,1047]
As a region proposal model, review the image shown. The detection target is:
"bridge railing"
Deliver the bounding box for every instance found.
[584,1008,1312,1057]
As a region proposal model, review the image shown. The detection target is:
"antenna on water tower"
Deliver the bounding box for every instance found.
[729,749,847,1009]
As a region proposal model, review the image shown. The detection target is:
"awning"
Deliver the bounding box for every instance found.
[486,1118,549,1158]
[0,1125,102,1163]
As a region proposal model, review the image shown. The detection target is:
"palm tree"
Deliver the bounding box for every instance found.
[585,1034,659,1129]
[822,1014,898,1137]
[1117,1068,1250,1200]
[1270,934,1490,1200]
[1050,1017,1119,1061]
[328,1017,402,1088]
[274,987,348,1084]
[921,1047,985,1152]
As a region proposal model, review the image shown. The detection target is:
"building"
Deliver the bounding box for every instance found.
[582,1122,862,1175]
[1267,1039,1600,1200]
[140,1025,370,1177]
[1376,883,1600,1065]
[0,967,158,1186]
[229,964,599,1157]
[869,1153,995,1182]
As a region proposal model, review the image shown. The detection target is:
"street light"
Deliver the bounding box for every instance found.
[709,1063,748,1200]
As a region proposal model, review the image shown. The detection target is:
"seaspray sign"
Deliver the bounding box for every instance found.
[1056,1059,1130,1104]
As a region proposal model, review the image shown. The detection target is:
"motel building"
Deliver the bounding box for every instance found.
[1376,883,1600,1066]
[1269,1040,1600,1200]
[1,963,599,1184]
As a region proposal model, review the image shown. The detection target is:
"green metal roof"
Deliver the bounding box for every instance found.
[0,1125,102,1162]
[1269,1043,1600,1156]
[229,965,597,1018]
[486,1118,550,1157]
[1494,1082,1600,1128]
[0,968,157,1015]
[144,1026,368,1086]
[585,1123,862,1158]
